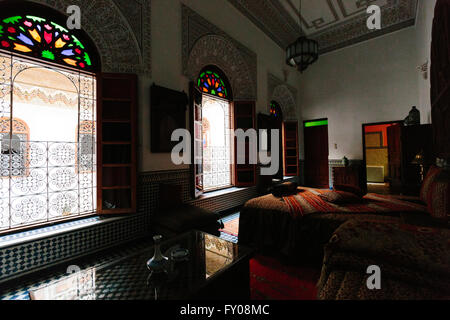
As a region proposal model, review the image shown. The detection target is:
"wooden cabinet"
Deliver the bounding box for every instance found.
[387,124,433,195]
[333,166,366,193]
[97,73,137,214]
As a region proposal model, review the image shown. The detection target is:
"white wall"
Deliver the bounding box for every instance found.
[138,0,302,172]
[299,27,420,160]
[415,0,437,123]
[14,102,78,142]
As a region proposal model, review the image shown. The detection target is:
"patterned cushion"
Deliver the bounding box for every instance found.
[420,166,443,203]
[319,190,363,204]
[319,219,450,299]
[427,171,450,221]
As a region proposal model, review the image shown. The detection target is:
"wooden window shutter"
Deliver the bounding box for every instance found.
[283,120,299,176]
[234,101,256,187]
[257,113,272,153]
[97,73,138,214]
[190,82,204,198]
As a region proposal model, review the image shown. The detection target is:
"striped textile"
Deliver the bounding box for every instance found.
[283,188,427,219]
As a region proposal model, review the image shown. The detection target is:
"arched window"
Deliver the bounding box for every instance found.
[270,101,283,120]
[197,66,232,100]
[0,117,29,177]
[0,12,98,72]
[195,66,232,192]
[0,3,99,231]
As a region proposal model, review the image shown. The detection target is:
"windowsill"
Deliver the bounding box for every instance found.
[197,186,250,200]
[197,178,295,200]
[0,184,260,249]
[0,214,131,250]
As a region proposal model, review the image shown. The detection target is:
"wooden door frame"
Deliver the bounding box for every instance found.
[303,118,329,187]
[361,120,403,185]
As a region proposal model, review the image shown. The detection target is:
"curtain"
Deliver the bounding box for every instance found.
[431,0,450,160]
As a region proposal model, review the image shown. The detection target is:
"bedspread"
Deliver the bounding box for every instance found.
[239,188,433,265]
[317,219,450,299]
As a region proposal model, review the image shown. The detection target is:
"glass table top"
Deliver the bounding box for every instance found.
[28,231,253,300]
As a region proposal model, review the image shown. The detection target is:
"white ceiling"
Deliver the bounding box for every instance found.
[227,0,417,53]
[280,0,388,36]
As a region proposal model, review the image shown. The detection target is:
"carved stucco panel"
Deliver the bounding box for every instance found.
[186,35,255,101]
[182,5,257,101]
[268,73,298,120]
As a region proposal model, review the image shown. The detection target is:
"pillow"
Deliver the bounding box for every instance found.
[319,190,363,204]
[420,165,443,203]
[427,171,450,221]
[333,184,366,197]
[272,181,298,197]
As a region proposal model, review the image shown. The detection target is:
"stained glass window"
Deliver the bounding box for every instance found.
[197,69,230,99]
[0,15,93,70]
[270,101,282,119]
[0,52,97,231]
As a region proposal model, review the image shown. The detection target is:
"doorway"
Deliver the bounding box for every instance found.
[362,121,402,194]
[304,119,329,188]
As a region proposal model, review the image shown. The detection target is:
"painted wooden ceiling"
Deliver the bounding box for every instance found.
[227,0,418,53]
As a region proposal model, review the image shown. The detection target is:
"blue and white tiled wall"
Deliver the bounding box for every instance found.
[0,169,258,284]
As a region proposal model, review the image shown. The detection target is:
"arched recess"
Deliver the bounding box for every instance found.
[271,84,297,120]
[186,35,256,101]
[0,0,144,73]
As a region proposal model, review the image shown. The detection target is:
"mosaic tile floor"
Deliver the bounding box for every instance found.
[0,213,240,300]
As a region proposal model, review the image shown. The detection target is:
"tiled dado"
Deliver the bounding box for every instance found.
[138,169,258,214]
[0,213,148,284]
[0,169,257,283]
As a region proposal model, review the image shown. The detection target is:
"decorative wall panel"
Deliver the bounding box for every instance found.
[0,0,152,74]
[182,5,257,101]
[267,73,298,120]
[227,0,418,54]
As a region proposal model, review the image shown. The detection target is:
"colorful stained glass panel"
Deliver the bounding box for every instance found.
[197,70,229,99]
[0,14,94,70]
[270,101,282,118]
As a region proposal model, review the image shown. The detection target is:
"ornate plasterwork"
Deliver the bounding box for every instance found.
[313,0,417,53]
[182,5,257,101]
[227,0,417,54]
[226,0,299,49]
[268,73,297,120]
[0,0,151,74]
[13,86,78,107]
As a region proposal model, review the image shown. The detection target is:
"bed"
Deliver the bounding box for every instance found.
[238,187,433,265]
[317,219,450,299]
